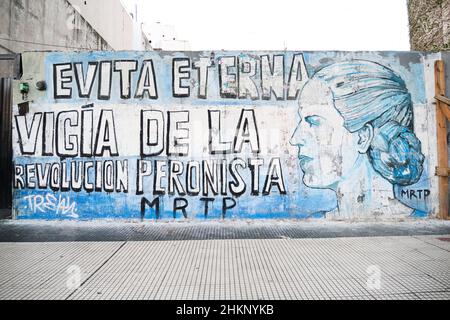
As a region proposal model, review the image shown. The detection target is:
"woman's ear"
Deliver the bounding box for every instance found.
[357,124,374,154]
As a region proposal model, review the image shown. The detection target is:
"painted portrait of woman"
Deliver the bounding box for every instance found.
[290,60,425,219]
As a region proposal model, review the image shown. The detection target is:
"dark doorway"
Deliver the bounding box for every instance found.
[0,77,12,217]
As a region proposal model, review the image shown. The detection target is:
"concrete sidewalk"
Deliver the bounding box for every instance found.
[0,234,449,300]
[1,219,450,242]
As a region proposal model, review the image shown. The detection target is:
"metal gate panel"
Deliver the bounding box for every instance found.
[0,77,12,209]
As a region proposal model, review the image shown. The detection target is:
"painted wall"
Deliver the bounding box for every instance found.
[11,51,441,220]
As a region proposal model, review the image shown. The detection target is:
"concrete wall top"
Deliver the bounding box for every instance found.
[0,0,111,55]
[10,50,442,220]
[67,0,142,50]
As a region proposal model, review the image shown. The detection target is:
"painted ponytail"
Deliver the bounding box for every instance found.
[312,60,425,186]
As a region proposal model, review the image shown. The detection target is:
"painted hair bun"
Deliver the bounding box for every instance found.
[368,121,425,186]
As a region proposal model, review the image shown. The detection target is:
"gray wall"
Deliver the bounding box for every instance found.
[68,0,136,50]
[0,0,112,55]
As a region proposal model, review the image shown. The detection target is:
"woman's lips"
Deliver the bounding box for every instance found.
[298,155,313,168]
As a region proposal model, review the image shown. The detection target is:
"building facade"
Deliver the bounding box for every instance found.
[67,0,152,51]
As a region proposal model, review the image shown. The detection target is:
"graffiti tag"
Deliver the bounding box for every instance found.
[23,193,78,218]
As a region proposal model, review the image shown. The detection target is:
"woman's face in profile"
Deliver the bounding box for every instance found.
[290,80,361,189]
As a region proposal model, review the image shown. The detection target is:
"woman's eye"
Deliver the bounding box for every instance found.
[305,116,321,127]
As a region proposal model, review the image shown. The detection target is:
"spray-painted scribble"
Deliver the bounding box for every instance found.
[23,193,78,218]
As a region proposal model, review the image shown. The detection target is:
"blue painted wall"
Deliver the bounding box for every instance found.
[12,51,434,220]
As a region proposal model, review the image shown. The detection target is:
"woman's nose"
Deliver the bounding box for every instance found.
[290,122,305,147]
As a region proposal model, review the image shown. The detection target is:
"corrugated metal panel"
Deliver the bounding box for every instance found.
[0,78,12,209]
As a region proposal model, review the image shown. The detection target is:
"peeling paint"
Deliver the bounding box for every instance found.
[10,50,438,220]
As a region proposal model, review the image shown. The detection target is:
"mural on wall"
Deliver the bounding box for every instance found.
[290,60,426,219]
[12,51,433,220]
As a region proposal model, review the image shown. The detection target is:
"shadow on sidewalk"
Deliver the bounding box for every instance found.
[0,209,11,220]
[0,219,449,243]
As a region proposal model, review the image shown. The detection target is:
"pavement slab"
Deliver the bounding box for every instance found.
[0,233,448,300]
